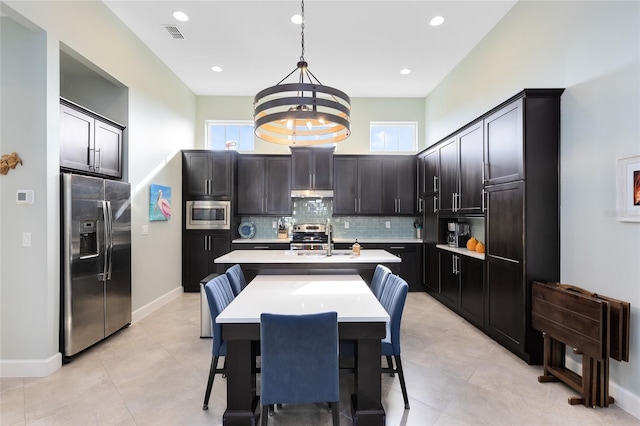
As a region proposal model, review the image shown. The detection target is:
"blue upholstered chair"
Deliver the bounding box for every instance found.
[225,264,247,296]
[370,264,392,300]
[379,274,410,409]
[339,274,410,409]
[202,274,235,410]
[259,311,340,426]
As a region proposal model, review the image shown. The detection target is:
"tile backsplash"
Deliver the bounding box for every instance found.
[241,198,420,240]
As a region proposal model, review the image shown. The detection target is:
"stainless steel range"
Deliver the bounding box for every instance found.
[290,223,333,251]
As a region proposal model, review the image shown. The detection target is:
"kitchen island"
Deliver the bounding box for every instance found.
[214,249,401,284]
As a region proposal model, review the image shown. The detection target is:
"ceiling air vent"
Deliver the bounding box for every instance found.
[163,25,185,40]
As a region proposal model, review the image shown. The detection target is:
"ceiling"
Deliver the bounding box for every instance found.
[103,1,518,98]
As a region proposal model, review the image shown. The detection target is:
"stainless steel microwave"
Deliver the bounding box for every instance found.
[186,200,231,230]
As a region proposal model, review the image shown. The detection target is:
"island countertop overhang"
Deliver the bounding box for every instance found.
[214,249,401,264]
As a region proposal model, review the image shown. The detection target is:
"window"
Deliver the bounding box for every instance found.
[206,120,255,151]
[370,122,418,152]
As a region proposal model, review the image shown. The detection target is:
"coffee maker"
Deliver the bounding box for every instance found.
[447,221,470,247]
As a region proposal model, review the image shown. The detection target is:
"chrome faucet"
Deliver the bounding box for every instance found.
[325,218,332,256]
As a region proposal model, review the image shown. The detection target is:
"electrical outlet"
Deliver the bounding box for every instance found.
[385,221,391,229]
[22,232,31,247]
[344,221,349,229]
[141,225,149,235]
[272,221,277,228]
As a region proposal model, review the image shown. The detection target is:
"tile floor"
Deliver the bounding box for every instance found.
[1,291,638,425]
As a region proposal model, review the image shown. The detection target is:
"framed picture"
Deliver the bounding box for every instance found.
[149,183,172,221]
[616,154,640,222]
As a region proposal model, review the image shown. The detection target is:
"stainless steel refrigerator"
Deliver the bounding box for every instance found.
[61,173,131,360]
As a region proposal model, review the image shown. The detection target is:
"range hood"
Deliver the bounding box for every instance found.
[291,189,334,198]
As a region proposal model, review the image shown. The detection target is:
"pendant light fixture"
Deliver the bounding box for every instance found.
[253,0,351,146]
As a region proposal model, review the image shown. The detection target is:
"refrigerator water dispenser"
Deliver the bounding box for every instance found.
[79,220,98,257]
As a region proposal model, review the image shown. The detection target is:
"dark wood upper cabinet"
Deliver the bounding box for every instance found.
[381,156,416,215]
[457,122,484,212]
[60,99,124,179]
[237,155,291,215]
[484,98,524,185]
[438,138,458,212]
[333,156,382,215]
[182,151,235,199]
[291,147,334,190]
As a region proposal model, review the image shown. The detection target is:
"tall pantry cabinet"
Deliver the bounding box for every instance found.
[483,89,563,364]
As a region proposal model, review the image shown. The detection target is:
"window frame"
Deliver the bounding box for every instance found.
[205,120,255,152]
[369,121,418,153]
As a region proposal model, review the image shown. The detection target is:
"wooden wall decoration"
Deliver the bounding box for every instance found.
[0,152,22,175]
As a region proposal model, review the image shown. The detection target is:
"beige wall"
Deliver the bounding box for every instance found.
[196,96,425,154]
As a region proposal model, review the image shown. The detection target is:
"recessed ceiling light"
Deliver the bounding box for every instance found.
[430,16,445,26]
[291,14,303,25]
[173,11,189,22]
[400,69,411,75]
[211,66,223,73]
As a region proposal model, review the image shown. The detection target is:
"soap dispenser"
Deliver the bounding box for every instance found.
[352,239,361,256]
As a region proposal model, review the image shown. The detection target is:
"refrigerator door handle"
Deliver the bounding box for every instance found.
[101,200,109,280]
[106,201,114,280]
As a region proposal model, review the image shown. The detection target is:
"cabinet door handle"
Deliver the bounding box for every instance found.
[390,246,405,249]
[433,196,438,213]
[354,199,358,212]
[484,162,490,184]
[95,148,101,169]
[309,173,313,188]
[253,246,269,249]
[482,189,486,212]
[433,176,438,192]
[452,193,456,212]
[312,173,316,188]
[397,199,401,212]
[452,255,457,274]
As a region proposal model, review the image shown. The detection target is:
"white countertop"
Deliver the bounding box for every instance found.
[436,244,486,260]
[214,249,402,264]
[232,238,423,244]
[216,274,390,323]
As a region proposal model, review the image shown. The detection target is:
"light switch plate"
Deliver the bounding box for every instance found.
[141,225,149,235]
[22,232,31,247]
[344,221,349,229]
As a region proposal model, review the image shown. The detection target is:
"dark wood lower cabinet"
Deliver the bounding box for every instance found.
[422,243,439,293]
[439,251,459,309]
[458,256,485,327]
[485,258,524,352]
[182,231,230,292]
[379,244,422,292]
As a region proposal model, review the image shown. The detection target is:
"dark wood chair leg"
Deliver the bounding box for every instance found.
[203,355,219,410]
[387,355,395,377]
[331,401,340,425]
[261,404,269,426]
[394,355,410,409]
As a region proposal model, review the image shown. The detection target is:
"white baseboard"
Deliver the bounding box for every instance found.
[132,286,184,323]
[565,357,640,420]
[0,352,61,378]
[0,287,184,378]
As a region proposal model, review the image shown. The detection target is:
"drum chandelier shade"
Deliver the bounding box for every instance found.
[253,1,351,146]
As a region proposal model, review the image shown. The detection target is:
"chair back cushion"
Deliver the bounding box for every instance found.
[225,264,247,296]
[370,264,392,300]
[260,311,339,406]
[204,274,235,356]
[379,275,408,355]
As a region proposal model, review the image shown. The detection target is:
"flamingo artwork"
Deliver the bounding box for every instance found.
[150,184,172,221]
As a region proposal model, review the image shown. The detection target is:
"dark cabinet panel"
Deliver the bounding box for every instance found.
[382,157,416,215]
[183,151,235,198]
[182,231,230,292]
[485,258,524,349]
[438,138,458,211]
[486,181,524,262]
[60,101,124,178]
[237,155,291,215]
[333,156,382,215]
[422,243,439,293]
[357,157,383,214]
[265,157,292,215]
[484,98,524,185]
[458,123,484,212]
[333,157,358,214]
[439,251,459,308]
[379,244,422,292]
[459,256,485,327]
[291,147,334,190]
